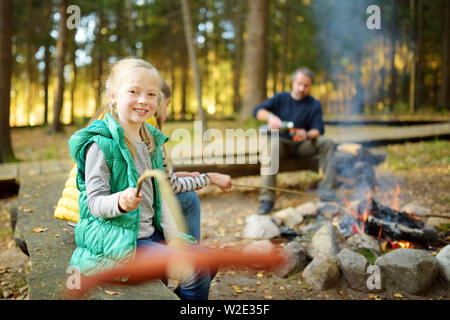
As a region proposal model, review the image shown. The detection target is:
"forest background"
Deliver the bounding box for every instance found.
[0,0,449,162]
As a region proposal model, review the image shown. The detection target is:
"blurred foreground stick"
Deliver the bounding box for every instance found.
[65,245,286,299]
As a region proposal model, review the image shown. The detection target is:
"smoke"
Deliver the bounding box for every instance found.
[310,0,382,115]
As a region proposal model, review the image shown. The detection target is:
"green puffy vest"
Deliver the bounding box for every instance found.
[68,112,168,275]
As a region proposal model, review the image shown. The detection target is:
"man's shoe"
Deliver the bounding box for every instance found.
[257,201,274,215]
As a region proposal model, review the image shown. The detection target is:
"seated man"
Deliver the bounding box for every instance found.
[254,67,336,215]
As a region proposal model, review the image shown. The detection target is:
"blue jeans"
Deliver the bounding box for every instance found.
[176,191,201,241]
[176,190,218,281]
[137,230,211,300]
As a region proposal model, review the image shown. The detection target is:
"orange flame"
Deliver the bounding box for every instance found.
[377,226,383,239]
[344,198,359,220]
[391,184,401,211]
[360,187,372,233]
[389,240,414,249]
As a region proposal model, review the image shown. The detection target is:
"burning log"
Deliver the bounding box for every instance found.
[358,199,441,246]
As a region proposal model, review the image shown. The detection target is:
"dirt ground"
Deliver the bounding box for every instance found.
[0,146,449,300]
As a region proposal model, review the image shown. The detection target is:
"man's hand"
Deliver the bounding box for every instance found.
[208,173,232,190]
[267,114,282,130]
[307,129,320,140]
[118,188,143,212]
[291,128,307,142]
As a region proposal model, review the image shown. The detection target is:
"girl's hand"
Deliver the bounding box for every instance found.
[174,171,201,178]
[118,188,143,212]
[208,173,232,190]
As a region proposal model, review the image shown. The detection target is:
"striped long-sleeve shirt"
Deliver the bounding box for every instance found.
[162,150,211,193]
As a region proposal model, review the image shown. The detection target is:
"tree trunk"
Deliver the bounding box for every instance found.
[280,0,290,92]
[51,0,67,133]
[180,0,206,132]
[232,0,244,114]
[181,52,188,120]
[353,49,364,114]
[240,0,268,121]
[95,11,105,111]
[26,0,36,126]
[388,1,398,110]
[0,0,16,163]
[440,0,450,110]
[40,0,52,126]
[43,28,51,125]
[70,34,77,125]
[409,0,416,113]
[415,0,424,109]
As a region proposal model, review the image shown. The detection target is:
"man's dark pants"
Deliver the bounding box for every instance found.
[259,136,336,202]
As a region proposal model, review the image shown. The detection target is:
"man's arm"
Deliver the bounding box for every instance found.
[256,108,282,129]
[254,95,284,130]
[307,101,325,140]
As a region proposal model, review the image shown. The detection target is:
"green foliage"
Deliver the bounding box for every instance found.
[384,139,450,172]
[357,248,378,265]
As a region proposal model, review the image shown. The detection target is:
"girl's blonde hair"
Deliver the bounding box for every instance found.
[103,58,164,159]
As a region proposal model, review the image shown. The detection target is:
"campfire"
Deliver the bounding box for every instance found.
[342,184,441,250]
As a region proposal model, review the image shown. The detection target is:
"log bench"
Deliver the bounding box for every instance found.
[12,173,178,300]
[171,155,319,178]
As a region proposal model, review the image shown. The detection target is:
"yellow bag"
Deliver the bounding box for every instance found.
[54,115,158,223]
[54,164,80,223]
[146,116,157,127]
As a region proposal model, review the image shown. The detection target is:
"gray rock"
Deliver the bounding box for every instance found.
[436,245,450,285]
[375,248,439,294]
[309,223,340,258]
[401,202,431,217]
[337,248,383,292]
[0,247,30,269]
[275,241,308,278]
[242,215,280,239]
[272,207,304,228]
[347,233,381,253]
[427,215,450,229]
[302,254,340,290]
[296,202,318,217]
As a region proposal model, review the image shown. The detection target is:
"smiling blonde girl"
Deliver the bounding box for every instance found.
[68,58,211,300]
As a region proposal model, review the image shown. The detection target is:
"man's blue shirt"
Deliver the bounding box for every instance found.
[253,92,325,140]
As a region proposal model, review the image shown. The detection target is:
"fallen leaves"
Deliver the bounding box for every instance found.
[32,227,48,233]
[231,285,243,294]
[104,290,120,296]
[19,206,33,213]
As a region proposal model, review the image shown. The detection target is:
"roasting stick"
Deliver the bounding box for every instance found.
[232,183,450,220]
[232,183,343,204]
[135,170,188,235]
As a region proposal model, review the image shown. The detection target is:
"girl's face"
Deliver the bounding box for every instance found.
[111,67,160,126]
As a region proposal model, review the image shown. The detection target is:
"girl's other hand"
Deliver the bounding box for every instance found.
[208,173,232,190]
[118,187,143,212]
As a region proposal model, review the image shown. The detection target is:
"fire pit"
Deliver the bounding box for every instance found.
[242,181,450,296]
[340,184,445,250]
